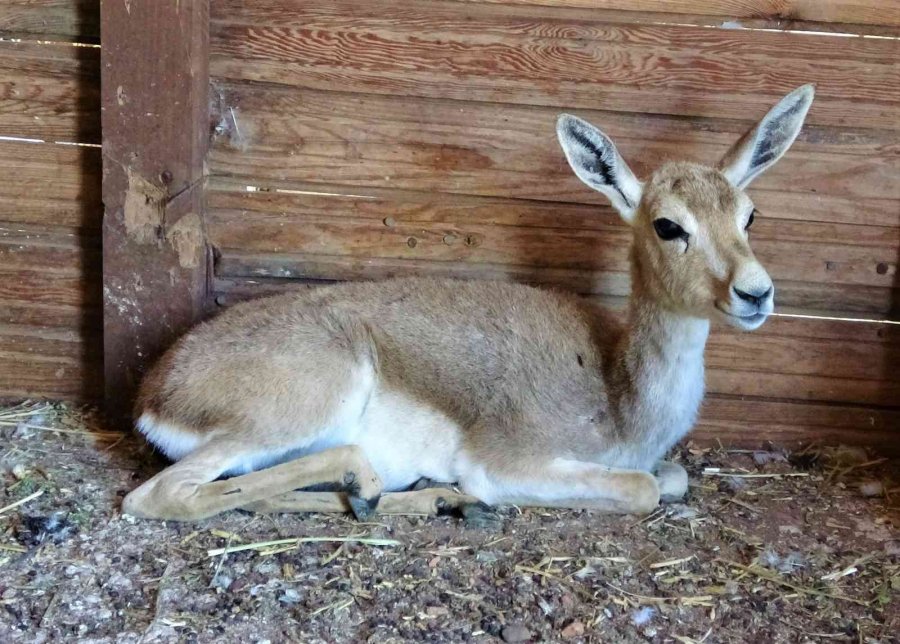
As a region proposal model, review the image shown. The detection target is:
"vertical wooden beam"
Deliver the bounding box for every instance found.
[101,1,210,422]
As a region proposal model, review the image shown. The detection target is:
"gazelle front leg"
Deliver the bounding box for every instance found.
[122,444,383,521]
[466,458,661,515]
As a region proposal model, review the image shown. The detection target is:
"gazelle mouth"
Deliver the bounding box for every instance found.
[715,302,769,326]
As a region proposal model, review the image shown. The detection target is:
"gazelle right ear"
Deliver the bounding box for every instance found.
[557,114,643,223]
[717,85,815,189]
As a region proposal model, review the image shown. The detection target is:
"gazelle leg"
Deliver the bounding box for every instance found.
[654,461,688,502]
[243,491,351,514]
[378,487,481,514]
[464,458,661,515]
[242,487,483,515]
[242,486,501,528]
[122,444,383,521]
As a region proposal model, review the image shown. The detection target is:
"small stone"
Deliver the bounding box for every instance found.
[476,551,499,564]
[481,616,502,636]
[211,574,233,591]
[537,598,553,616]
[631,606,655,626]
[426,606,449,618]
[278,589,301,604]
[859,481,884,497]
[561,621,585,639]
[668,504,699,520]
[501,624,532,642]
[11,464,28,480]
[753,450,787,465]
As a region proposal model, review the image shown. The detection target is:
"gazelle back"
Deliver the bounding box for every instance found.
[123,86,814,523]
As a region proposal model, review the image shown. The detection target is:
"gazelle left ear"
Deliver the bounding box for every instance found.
[556,114,643,223]
[718,85,815,189]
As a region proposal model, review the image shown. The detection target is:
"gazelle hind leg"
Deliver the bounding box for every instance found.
[243,486,500,529]
[122,444,383,522]
[654,461,688,502]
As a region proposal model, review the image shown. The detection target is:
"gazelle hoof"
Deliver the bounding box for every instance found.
[348,494,380,521]
[460,501,502,530]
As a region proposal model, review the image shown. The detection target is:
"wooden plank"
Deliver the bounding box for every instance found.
[207,210,896,290]
[705,320,900,406]
[464,0,900,28]
[0,331,102,402]
[210,0,900,129]
[0,224,101,402]
[101,1,211,420]
[695,397,900,454]
[208,85,900,223]
[213,0,900,60]
[216,252,900,318]
[206,186,899,315]
[0,140,101,229]
[220,250,900,317]
[0,40,101,142]
[0,223,100,310]
[0,0,100,40]
[208,274,899,407]
[0,353,102,402]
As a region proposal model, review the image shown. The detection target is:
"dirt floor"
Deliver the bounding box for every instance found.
[0,402,897,643]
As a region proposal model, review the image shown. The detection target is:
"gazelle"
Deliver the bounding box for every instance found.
[123,86,814,523]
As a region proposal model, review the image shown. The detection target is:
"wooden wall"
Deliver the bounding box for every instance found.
[207,0,899,450]
[0,1,896,450]
[0,1,101,401]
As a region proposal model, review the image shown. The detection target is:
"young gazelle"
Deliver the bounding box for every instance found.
[123,86,814,523]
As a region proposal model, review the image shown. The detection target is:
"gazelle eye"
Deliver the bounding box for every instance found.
[745,209,757,231]
[653,218,688,242]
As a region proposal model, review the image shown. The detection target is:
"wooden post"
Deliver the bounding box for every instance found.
[100,1,211,422]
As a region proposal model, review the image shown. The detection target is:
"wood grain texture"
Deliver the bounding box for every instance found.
[0,12,101,401]
[0,223,100,310]
[208,85,900,226]
[0,140,100,229]
[695,397,900,454]
[210,0,900,129]
[0,0,100,40]
[463,0,900,28]
[0,337,102,402]
[101,0,211,420]
[0,223,101,401]
[206,184,899,316]
[0,40,100,142]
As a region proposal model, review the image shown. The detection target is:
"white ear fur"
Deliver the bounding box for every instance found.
[718,84,815,189]
[556,114,643,222]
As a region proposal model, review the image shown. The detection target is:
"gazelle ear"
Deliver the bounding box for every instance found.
[718,85,814,189]
[557,114,643,223]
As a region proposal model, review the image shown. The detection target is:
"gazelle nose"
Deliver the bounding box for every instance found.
[733,286,772,307]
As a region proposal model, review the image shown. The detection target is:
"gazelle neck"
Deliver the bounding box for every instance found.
[613,281,710,469]
[624,284,710,367]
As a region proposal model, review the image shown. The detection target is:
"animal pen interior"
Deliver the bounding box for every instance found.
[0,1,898,642]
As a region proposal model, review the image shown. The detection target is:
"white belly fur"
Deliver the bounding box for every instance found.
[356,388,463,491]
[135,378,465,492]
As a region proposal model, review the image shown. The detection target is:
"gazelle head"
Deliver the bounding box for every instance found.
[557,85,814,330]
